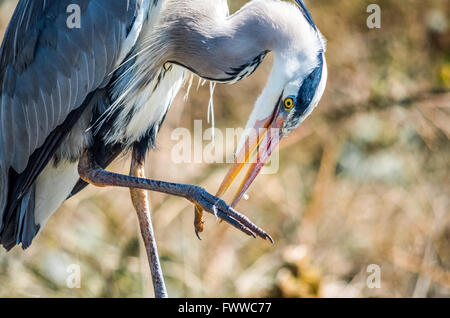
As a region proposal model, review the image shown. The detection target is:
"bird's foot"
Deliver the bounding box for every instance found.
[186,186,273,243]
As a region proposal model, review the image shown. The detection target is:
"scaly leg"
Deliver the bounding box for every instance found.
[129,147,167,298]
[78,150,273,243]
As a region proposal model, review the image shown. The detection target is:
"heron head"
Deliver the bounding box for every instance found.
[216,0,327,207]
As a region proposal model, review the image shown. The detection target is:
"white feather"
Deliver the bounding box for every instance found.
[34,160,79,231]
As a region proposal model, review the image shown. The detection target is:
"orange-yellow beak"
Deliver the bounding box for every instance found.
[216,103,285,208]
[193,100,286,237]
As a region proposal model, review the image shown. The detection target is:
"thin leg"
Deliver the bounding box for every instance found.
[130,147,167,298]
[78,150,273,243]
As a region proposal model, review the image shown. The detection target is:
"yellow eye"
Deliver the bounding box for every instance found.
[284,97,294,110]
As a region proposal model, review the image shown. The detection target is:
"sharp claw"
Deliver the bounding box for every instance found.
[265,233,274,244]
[190,187,272,242]
[195,229,202,241]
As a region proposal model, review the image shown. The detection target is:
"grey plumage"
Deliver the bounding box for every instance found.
[0,0,327,250]
[0,0,146,249]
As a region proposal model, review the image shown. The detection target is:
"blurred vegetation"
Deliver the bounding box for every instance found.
[0,0,449,298]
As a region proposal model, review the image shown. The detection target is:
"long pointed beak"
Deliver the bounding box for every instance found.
[193,101,285,237]
[216,105,285,208]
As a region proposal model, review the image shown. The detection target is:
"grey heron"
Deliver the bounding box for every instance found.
[0,0,327,296]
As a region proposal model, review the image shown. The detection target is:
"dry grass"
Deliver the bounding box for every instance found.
[0,0,449,298]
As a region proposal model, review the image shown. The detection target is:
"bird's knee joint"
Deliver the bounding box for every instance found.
[78,164,107,188]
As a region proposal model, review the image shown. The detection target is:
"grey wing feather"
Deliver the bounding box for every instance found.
[0,0,146,244]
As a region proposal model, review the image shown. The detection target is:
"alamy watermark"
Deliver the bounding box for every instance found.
[366,264,381,289]
[66,264,81,289]
[170,120,280,175]
[66,4,81,29]
[367,4,381,29]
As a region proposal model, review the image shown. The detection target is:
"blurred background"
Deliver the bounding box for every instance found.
[0,0,449,298]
